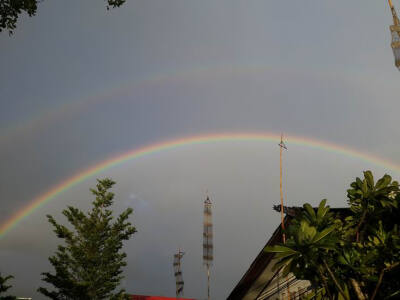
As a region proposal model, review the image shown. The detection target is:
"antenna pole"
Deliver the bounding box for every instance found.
[207,266,210,300]
[278,133,287,243]
[278,134,291,300]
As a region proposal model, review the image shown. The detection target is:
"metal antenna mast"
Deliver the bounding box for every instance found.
[278,134,291,300]
[278,133,287,243]
[203,194,213,300]
[173,249,185,298]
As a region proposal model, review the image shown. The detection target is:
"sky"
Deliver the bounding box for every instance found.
[1,0,400,299]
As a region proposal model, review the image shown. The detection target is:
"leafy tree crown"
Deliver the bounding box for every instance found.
[266,171,400,300]
[38,178,136,300]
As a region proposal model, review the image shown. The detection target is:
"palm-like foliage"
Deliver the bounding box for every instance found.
[347,171,398,242]
[266,200,346,299]
[266,171,400,300]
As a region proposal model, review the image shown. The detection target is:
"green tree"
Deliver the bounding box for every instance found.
[0,273,16,300]
[38,178,136,300]
[0,0,126,35]
[266,171,400,300]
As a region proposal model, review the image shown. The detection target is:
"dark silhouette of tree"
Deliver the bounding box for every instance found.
[0,0,126,35]
[0,273,16,300]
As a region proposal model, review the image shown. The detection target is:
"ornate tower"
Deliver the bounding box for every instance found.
[173,249,185,298]
[203,195,213,300]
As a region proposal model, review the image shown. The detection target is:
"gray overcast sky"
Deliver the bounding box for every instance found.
[1,0,400,299]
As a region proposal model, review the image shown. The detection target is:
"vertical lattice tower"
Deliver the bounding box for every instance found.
[173,250,185,298]
[203,196,213,300]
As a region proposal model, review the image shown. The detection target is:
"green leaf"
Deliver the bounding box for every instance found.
[376,174,392,190]
[385,289,400,299]
[281,258,294,277]
[362,179,369,196]
[275,250,298,260]
[304,203,316,221]
[356,177,363,188]
[300,221,317,240]
[364,170,374,188]
[317,199,328,221]
[312,226,336,244]
[264,245,298,254]
[338,283,350,300]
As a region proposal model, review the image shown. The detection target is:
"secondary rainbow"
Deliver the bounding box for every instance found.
[1,132,399,239]
[0,63,329,146]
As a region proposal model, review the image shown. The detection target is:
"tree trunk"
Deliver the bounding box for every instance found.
[350,278,366,300]
[318,267,333,300]
[355,209,367,242]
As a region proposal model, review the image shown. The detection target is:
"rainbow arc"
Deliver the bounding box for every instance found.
[1,132,399,239]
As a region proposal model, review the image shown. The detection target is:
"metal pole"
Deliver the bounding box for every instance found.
[207,265,210,300]
[279,134,286,243]
[279,134,290,299]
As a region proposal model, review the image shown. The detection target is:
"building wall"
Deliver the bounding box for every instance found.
[255,272,311,300]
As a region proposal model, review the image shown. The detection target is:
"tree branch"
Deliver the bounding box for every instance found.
[371,262,400,300]
[355,209,367,242]
[370,269,385,300]
[350,278,366,300]
[322,259,349,300]
[318,267,333,300]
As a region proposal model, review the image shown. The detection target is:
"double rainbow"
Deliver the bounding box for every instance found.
[1,132,399,239]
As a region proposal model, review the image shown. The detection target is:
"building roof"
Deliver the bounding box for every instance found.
[227,205,348,299]
[130,296,195,300]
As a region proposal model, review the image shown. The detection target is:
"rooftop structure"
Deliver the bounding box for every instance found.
[227,205,349,300]
[131,296,195,300]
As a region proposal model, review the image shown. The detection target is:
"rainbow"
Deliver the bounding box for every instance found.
[1,132,399,239]
[0,64,338,146]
